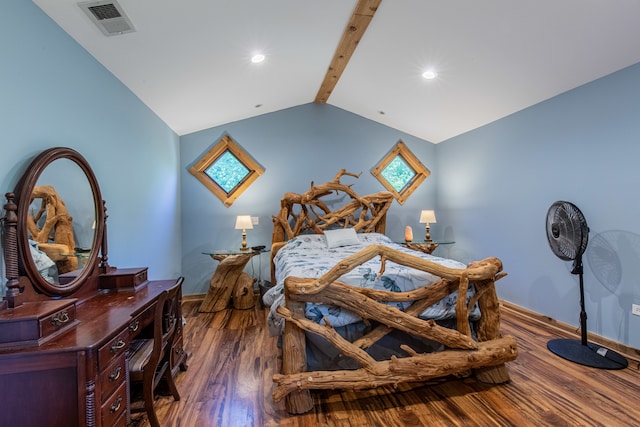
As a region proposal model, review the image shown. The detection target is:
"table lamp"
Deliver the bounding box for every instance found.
[419,210,436,242]
[235,215,253,251]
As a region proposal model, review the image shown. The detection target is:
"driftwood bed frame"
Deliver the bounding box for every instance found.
[270,170,518,414]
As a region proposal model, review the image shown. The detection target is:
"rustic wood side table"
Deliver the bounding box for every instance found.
[402,241,454,255]
[199,248,266,312]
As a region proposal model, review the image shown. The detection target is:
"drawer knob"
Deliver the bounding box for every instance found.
[110,339,126,354]
[129,320,140,333]
[51,311,70,327]
[110,395,123,413]
[109,366,122,382]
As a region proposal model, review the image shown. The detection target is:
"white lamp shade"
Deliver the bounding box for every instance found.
[235,215,253,230]
[419,210,436,224]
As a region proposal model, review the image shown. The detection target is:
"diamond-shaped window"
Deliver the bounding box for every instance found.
[371,140,430,204]
[189,134,264,207]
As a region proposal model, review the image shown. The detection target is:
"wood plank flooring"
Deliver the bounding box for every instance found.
[143,299,640,426]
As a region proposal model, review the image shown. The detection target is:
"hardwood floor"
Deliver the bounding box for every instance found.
[144,298,640,427]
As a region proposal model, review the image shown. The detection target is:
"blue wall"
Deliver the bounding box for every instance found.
[0,0,182,285]
[5,0,640,350]
[438,62,640,348]
[179,103,438,295]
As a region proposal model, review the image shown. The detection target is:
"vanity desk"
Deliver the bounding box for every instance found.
[0,148,186,427]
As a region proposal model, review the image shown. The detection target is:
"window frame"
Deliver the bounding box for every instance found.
[188,134,264,207]
[370,140,430,205]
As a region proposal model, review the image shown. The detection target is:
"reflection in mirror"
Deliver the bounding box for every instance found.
[26,158,96,284]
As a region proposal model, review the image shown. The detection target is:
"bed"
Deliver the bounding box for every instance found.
[264,170,518,414]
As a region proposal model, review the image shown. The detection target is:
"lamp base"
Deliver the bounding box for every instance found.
[240,229,249,251]
[547,338,628,370]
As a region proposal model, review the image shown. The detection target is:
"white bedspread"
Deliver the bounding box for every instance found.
[263,233,480,336]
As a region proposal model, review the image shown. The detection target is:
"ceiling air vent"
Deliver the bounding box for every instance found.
[78,1,135,36]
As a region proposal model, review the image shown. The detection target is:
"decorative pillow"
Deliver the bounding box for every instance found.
[324,228,361,249]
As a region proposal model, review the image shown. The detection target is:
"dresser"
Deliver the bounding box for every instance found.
[0,278,186,427]
[0,147,187,426]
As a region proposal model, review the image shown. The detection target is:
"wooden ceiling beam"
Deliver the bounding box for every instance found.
[314,0,382,104]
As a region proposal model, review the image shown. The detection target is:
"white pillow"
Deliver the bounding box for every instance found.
[324,228,361,249]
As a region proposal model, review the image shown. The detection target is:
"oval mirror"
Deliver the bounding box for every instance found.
[15,147,104,296]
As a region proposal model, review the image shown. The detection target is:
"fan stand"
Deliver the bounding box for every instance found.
[547,256,628,370]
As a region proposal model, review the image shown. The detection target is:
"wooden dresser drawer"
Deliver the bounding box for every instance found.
[128,305,154,338]
[100,354,126,403]
[0,299,77,347]
[98,328,129,371]
[101,380,127,427]
[40,303,77,339]
[170,327,185,371]
[100,267,148,291]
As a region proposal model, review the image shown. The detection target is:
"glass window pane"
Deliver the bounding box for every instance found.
[380,155,416,192]
[205,150,250,194]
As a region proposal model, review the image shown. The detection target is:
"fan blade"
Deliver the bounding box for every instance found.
[546,201,589,261]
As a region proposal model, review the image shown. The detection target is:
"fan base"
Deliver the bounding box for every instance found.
[547,338,628,370]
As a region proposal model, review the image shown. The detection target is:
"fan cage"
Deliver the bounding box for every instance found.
[546,201,588,261]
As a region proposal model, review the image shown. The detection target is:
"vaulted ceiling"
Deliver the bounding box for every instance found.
[33,0,640,143]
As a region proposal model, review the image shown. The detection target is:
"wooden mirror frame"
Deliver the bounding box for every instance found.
[4,147,105,302]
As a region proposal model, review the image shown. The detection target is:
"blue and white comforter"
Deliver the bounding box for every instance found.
[263,233,480,336]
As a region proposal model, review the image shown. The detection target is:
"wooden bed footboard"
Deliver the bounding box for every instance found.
[273,245,518,414]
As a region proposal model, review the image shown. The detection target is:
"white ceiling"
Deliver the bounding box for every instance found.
[33,0,640,143]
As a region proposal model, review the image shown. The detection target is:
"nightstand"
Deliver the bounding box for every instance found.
[199,248,268,312]
[403,241,454,255]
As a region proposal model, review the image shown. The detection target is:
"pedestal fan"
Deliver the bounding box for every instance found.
[545,201,627,369]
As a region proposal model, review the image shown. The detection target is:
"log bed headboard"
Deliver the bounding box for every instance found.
[270,169,394,281]
[271,169,394,242]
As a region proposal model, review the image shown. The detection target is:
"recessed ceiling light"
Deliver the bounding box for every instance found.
[422,70,438,80]
[251,54,265,63]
